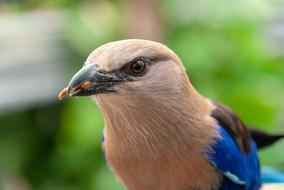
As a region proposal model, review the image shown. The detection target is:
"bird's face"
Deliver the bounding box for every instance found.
[66,39,185,100]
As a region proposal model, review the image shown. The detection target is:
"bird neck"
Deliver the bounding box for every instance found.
[95,79,220,189]
[97,79,218,153]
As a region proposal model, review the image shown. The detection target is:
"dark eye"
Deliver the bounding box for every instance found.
[129,58,146,75]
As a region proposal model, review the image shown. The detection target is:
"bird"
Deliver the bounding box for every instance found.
[59,39,284,190]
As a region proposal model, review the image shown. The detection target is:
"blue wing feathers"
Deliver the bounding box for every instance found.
[208,126,261,190]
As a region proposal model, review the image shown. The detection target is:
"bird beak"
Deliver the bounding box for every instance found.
[67,64,124,97]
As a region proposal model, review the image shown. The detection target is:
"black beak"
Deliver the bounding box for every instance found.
[67,64,127,97]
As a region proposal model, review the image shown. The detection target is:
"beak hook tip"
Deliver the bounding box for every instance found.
[58,87,68,101]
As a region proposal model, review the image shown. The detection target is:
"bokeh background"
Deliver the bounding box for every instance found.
[0,0,284,189]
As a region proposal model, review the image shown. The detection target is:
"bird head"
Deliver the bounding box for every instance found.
[60,40,217,172]
[63,39,190,104]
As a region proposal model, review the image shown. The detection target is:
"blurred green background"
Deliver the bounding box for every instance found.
[0,0,284,189]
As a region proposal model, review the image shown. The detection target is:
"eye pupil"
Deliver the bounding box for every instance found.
[130,59,146,75]
[133,63,141,70]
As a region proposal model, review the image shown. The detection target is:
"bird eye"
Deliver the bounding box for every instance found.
[129,58,146,75]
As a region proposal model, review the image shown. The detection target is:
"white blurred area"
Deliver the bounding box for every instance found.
[265,0,284,55]
[0,10,71,114]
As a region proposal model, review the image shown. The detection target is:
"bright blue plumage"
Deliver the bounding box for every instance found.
[261,167,284,183]
[208,126,261,190]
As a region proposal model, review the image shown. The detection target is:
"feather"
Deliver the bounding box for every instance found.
[211,101,251,154]
[211,101,284,151]
[248,127,284,149]
[208,126,261,190]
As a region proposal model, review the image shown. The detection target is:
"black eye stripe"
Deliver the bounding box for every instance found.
[110,57,151,76]
[97,57,154,79]
[119,57,150,70]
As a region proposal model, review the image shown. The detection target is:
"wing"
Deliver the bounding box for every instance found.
[209,101,261,190]
[248,127,284,149]
[211,101,284,151]
[208,126,261,190]
[211,101,251,154]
